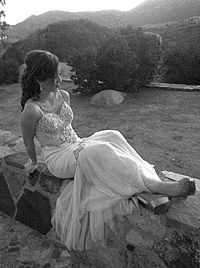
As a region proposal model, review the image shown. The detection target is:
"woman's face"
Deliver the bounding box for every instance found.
[46,66,62,92]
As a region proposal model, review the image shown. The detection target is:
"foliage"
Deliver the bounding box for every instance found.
[39,19,111,62]
[120,26,163,90]
[0,19,111,84]
[72,27,163,94]
[0,0,6,34]
[164,42,200,85]
[95,34,138,92]
[0,0,8,56]
[0,20,163,91]
[0,57,19,83]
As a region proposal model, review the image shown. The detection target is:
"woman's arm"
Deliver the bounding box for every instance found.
[59,89,70,106]
[20,104,41,165]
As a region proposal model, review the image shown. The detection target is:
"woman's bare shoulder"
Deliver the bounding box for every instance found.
[59,89,70,105]
[20,101,42,124]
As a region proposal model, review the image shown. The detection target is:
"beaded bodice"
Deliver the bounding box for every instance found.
[35,100,80,147]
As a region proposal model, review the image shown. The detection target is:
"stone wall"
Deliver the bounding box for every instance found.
[1,129,200,268]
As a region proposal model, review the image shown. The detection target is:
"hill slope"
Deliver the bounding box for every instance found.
[6,0,200,41]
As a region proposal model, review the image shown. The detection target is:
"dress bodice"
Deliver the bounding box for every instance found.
[35,100,80,147]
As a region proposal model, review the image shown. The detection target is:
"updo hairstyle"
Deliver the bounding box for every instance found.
[20,50,59,111]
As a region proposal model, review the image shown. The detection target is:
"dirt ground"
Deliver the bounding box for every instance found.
[0,83,199,179]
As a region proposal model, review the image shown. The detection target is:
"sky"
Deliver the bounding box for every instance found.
[3,0,145,25]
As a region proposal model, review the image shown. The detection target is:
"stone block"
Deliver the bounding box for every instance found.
[126,229,154,248]
[162,171,200,231]
[0,130,17,146]
[0,211,72,268]
[127,209,167,239]
[4,151,28,169]
[15,189,52,234]
[1,155,27,200]
[1,149,200,267]
[129,247,167,268]
[166,195,200,231]
[0,170,16,217]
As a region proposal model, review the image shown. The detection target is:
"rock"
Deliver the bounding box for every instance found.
[90,90,127,106]
[1,141,200,267]
[162,171,200,230]
[15,189,52,234]
[147,82,200,91]
[154,231,200,268]
[0,168,16,217]
[0,212,72,268]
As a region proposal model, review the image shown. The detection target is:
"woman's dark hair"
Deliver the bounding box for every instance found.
[20,50,59,111]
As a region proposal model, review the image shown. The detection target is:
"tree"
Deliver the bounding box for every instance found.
[0,0,7,55]
[0,0,6,36]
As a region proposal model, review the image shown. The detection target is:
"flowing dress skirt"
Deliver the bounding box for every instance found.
[43,130,162,251]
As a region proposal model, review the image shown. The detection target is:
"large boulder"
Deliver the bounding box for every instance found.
[90,90,127,106]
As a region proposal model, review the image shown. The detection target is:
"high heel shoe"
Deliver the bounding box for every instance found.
[176,177,196,198]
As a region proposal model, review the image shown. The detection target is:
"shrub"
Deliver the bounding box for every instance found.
[0,57,19,83]
[95,35,138,92]
[164,43,200,85]
[121,27,163,90]
[73,28,163,94]
[0,19,111,85]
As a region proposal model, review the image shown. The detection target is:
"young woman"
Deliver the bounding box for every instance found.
[20,50,195,251]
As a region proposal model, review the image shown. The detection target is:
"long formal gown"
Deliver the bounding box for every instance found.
[30,92,162,251]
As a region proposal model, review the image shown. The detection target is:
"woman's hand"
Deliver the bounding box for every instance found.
[24,159,38,174]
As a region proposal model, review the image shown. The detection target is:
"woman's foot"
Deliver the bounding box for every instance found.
[155,177,196,198]
[176,177,196,198]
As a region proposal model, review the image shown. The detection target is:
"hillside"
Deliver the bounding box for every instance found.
[6,10,123,41]
[121,0,200,27]
[144,16,200,48]
[5,0,200,42]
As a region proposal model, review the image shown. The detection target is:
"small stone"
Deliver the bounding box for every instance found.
[126,244,135,252]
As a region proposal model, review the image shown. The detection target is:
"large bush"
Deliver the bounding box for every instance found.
[73,27,163,93]
[95,35,138,92]
[0,19,111,84]
[164,43,200,85]
[0,21,163,91]
[120,27,163,89]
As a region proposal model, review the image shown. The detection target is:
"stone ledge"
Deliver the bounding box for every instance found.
[147,82,200,91]
[1,151,200,267]
[1,129,200,267]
